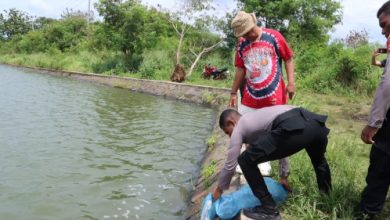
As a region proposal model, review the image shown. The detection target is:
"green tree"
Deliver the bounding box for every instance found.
[216,10,239,51]
[43,17,88,51]
[343,29,369,49]
[61,8,93,22]
[94,0,173,70]
[0,9,33,41]
[165,0,225,79]
[15,30,46,53]
[239,0,342,43]
[33,17,55,30]
[95,0,140,55]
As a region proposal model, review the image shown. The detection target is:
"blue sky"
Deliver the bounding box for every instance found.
[0,0,387,44]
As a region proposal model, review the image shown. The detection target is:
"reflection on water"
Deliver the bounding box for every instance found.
[0,65,216,220]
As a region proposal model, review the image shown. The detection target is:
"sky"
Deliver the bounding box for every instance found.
[0,0,388,44]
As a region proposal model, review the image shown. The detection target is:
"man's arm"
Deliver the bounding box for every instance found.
[212,130,243,200]
[284,58,295,100]
[229,67,246,108]
[361,65,390,144]
[371,49,383,67]
[278,157,290,178]
[278,157,292,192]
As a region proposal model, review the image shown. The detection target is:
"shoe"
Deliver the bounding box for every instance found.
[242,205,281,220]
[258,161,272,176]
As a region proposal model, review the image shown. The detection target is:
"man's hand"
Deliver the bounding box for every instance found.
[286,83,295,100]
[279,176,292,193]
[228,94,238,109]
[212,186,223,201]
[372,49,381,57]
[361,125,379,144]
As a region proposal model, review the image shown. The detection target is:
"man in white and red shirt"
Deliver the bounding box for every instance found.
[228,11,295,188]
[233,25,294,109]
[228,11,295,109]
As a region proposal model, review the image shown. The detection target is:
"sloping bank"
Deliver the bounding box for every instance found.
[4,64,234,220]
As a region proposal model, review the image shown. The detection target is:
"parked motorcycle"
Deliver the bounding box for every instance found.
[202,64,229,80]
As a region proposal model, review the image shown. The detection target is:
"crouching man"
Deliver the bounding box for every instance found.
[212,105,332,220]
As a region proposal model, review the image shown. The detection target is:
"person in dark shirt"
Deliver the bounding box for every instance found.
[213,106,332,220]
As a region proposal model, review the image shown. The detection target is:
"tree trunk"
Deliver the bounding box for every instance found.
[176,27,185,65]
[187,50,206,78]
[186,40,222,78]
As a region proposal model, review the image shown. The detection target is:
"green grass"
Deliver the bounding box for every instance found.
[202,160,218,189]
[0,52,234,88]
[266,92,390,219]
[206,133,217,151]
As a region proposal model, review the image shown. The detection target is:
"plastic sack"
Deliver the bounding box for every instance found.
[215,177,288,220]
[200,194,217,220]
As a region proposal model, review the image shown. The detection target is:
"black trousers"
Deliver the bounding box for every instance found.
[360,112,390,215]
[237,110,331,202]
[360,147,390,215]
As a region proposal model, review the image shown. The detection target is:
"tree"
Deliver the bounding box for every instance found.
[33,17,55,30]
[61,8,94,23]
[165,0,225,80]
[238,0,342,43]
[344,29,369,49]
[0,9,33,41]
[95,0,149,70]
[43,17,88,51]
[95,0,173,70]
[187,40,222,77]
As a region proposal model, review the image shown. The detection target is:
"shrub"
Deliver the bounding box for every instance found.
[294,44,325,76]
[16,31,46,53]
[295,42,380,96]
[139,49,173,79]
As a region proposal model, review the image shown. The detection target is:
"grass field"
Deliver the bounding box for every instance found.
[273,92,389,219]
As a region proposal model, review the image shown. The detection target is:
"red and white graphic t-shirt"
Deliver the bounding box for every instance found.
[387,37,390,53]
[235,28,293,109]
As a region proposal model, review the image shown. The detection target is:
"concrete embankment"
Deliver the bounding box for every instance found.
[3,64,234,220]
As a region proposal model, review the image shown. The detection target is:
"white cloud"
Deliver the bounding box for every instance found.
[28,0,52,11]
[331,0,385,43]
[0,0,97,19]
[27,0,57,17]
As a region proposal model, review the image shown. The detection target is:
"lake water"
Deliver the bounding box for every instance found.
[0,65,216,220]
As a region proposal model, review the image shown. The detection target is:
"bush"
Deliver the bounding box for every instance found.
[294,44,325,76]
[336,50,363,85]
[16,31,46,53]
[139,49,174,80]
[295,42,381,95]
[43,17,87,52]
[91,54,123,74]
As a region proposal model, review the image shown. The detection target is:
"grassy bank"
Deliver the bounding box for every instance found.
[0,51,234,89]
[195,90,382,219]
[272,93,388,219]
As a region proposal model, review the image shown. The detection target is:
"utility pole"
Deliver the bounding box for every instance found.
[87,0,91,28]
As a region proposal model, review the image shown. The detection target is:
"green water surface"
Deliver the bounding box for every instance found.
[0,65,216,220]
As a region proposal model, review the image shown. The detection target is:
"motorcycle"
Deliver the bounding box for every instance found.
[202,64,229,80]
